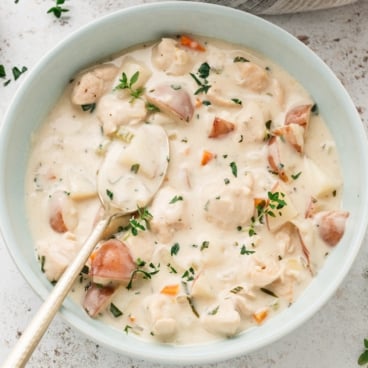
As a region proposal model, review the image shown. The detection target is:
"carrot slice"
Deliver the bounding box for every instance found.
[160,284,180,296]
[180,35,206,52]
[201,150,214,165]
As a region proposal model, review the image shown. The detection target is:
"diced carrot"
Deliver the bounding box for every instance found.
[89,251,97,262]
[160,284,180,296]
[195,98,202,108]
[254,198,267,209]
[128,314,136,323]
[208,117,235,138]
[201,150,214,166]
[253,309,268,324]
[180,35,206,52]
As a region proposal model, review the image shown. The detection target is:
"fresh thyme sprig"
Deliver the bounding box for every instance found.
[126,258,160,290]
[114,71,145,101]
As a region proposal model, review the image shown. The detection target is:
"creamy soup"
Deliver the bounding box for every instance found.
[25,35,349,344]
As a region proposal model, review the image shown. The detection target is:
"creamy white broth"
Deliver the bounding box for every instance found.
[25,35,348,344]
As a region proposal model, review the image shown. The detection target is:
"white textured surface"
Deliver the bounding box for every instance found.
[0,1,367,367]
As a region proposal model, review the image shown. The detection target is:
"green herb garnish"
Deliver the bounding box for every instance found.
[169,195,183,204]
[106,189,114,200]
[114,71,144,101]
[233,56,250,63]
[260,287,278,298]
[358,339,368,365]
[47,0,69,18]
[126,259,160,290]
[0,65,6,78]
[291,171,302,180]
[130,163,140,174]
[110,303,123,318]
[240,245,255,255]
[190,62,211,95]
[230,161,238,177]
[127,206,153,236]
[182,267,196,282]
[231,98,242,105]
[170,242,180,256]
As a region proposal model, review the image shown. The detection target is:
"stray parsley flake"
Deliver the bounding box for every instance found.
[233,56,250,63]
[110,303,123,318]
[190,62,211,95]
[358,339,368,365]
[106,189,114,200]
[0,65,6,78]
[231,98,242,105]
[47,0,69,18]
[230,161,238,177]
[260,287,278,298]
[291,171,302,180]
[170,243,180,256]
[81,103,96,113]
[169,195,183,204]
[240,245,255,255]
[130,163,140,174]
[126,206,153,236]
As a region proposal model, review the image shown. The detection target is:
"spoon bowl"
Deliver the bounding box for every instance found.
[3,123,169,367]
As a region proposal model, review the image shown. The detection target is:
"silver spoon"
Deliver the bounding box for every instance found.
[3,124,169,368]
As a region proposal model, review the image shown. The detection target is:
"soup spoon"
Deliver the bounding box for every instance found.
[3,123,169,368]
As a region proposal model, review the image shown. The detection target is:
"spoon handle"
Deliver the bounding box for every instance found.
[2,218,110,368]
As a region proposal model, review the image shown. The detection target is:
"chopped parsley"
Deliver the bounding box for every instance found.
[170,242,180,256]
[130,163,140,174]
[167,263,177,274]
[311,103,319,115]
[146,102,160,112]
[231,98,242,105]
[291,171,302,180]
[0,65,6,78]
[200,240,210,251]
[233,56,250,63]
[208,305,219,315]
[125,206,153,236]
[169,195,183,204]
[230,286,243,294]
[260,287,278,298]
[106,189,114,200]
[110,303,123,318]
[358,338,368,365]
[230,161,238,177]
[248,191,287,236]
[1,65,27,86]
[240,245,255,255]
[39,255,46,273]
[47,0,69,18]
[81,103,96,113]
[190,62,211,95]
[182,267,196,282]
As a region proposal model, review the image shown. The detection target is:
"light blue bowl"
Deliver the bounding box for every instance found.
[0,1,367,365]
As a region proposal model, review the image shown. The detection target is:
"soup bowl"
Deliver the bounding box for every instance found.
[0,1,367,365]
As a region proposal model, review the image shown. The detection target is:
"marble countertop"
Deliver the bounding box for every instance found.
[0,1,367,367]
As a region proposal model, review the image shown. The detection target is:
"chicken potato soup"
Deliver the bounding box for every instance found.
[26,35,349,344]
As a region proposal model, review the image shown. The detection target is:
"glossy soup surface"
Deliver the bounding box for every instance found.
[25,35,348,344]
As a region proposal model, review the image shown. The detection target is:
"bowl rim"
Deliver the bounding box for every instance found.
[1,1,368,365]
